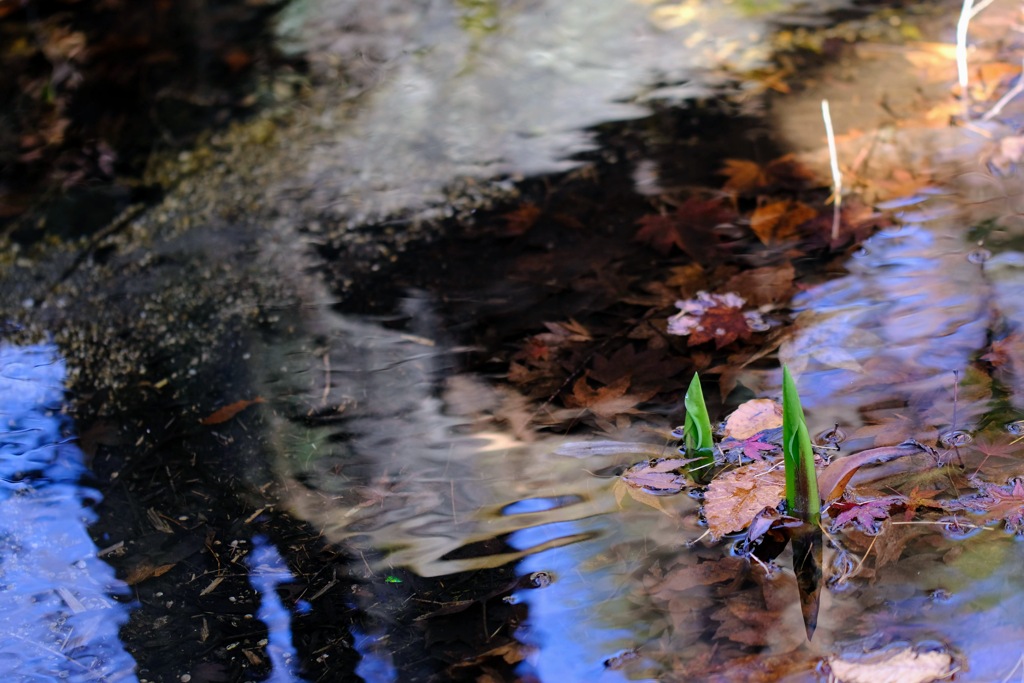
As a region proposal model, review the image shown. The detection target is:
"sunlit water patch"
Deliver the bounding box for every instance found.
[0,343,138,682]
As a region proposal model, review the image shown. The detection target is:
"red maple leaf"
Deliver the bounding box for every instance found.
[686,305,755,349]
[830,496,904,534]
[738,436,777,461]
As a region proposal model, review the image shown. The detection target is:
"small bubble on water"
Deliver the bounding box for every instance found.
[525,571,553,589]
[1006,420,1024,436]
[815,425,847,448]
[967,248,991,264]
[939,430,972,448]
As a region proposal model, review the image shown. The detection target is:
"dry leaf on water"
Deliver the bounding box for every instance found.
[621,458,689,494]
[704,460,786,540]
[722,399,782,440]
[826,646,954,683]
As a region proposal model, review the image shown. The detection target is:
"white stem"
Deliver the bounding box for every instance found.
[822,99,842,241]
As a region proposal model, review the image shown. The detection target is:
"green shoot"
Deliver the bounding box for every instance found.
[683,372,715,483]
[782,366,820,525]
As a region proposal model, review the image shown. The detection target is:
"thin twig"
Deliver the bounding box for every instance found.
[822,99,842,242]
[982,58,1024,121]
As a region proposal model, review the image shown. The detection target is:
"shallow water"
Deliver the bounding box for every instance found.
[4,0,1024,681]
[0,344,136,682]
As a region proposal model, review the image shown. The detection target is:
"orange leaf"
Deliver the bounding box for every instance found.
[748,200,817,245]
[703,460,786,540]
[199,397,266,425]
[719,159,769,193]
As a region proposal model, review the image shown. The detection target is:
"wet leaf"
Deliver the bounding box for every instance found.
[613,477,672,515]
[199,397,265,425]
[124,562,176,586]
[621,458,690,494]
[719,159,769,193]
[667,291,763,349]
[704,460,786,540]
[719,154,815,194]
[723,399,782,440]
[829,497,903,534]
[590,344,688,390]
[724,263,795,307]
[633,197,735,255]
[564,375,655,421]
[957,477,1024,533]
[501,202,542,236]
[643,556,745,597]
[817,441,932,503]
[826,646,954,683]
[748,199,818,245]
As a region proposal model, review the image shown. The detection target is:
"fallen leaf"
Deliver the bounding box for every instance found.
[704,460,786,540]
[589,344,688,390]
[748,199,818,245]
[199,397,265,425]
[124,562,176,586]
[829,496,903,534]
[818,441,932,503]
[501,203,542,236]
[722,399,782,440]
[634,197,735,255]
[621,458,690,494]
[956,477,1024,533]
[613,477,671,515]
[724,263,795,307]
[667,291,764,349]
[719,159,769,193]
[719,154,816,194]
[564,375,655,421]
[827,646,954,683]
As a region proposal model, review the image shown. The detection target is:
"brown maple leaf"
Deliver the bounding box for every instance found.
[501,202,542,236]
[719,159,770,193]
[748,199,818,245]
[686,304,756,349]
[719,154,816,194]
[634,197,735,255]
[589,344,688,390]
[563,375,655,421]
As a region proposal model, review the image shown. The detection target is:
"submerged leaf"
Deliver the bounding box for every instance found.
[199,397,265,425]
[621,458,690,494]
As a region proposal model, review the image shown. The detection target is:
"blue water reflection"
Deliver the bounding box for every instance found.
[0,342,138,681]
[247,536,306,683]
[509,519,654,683]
